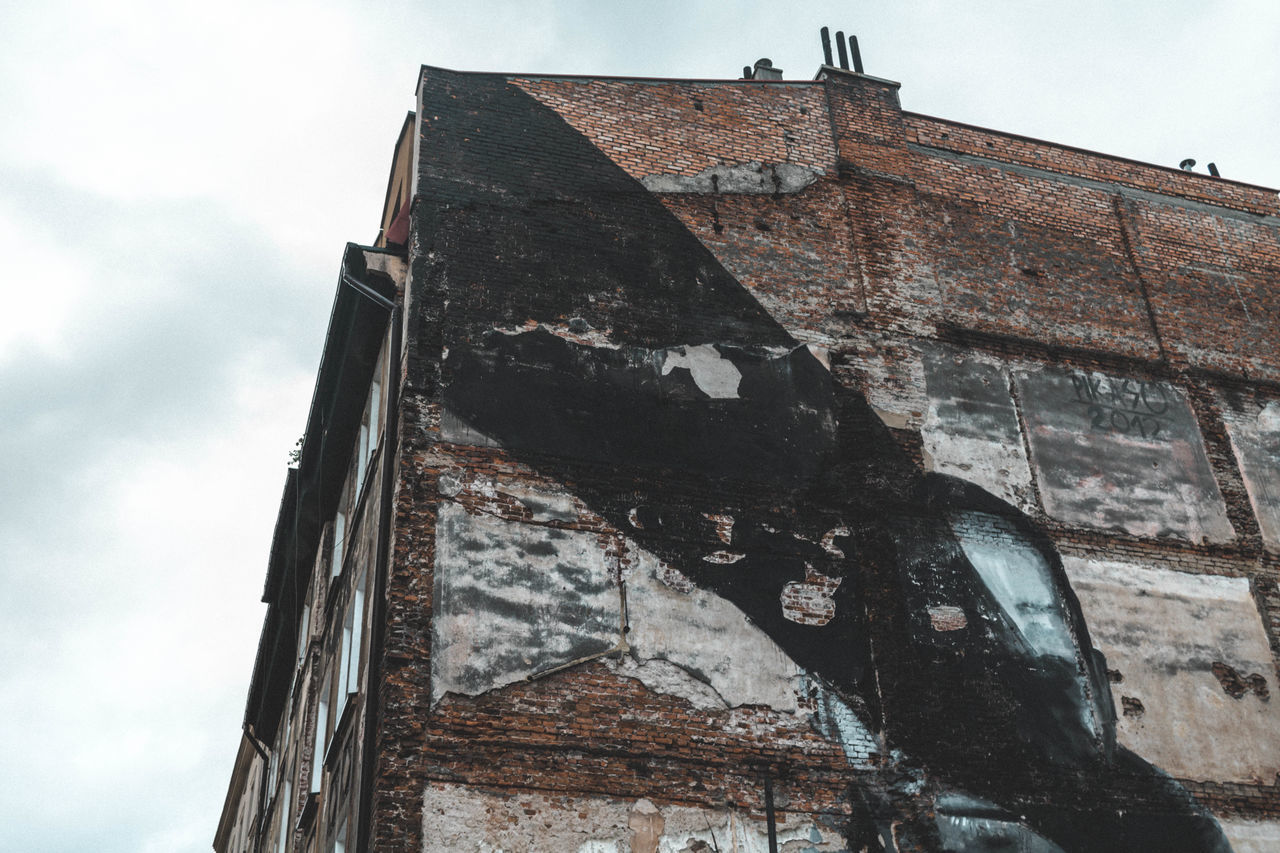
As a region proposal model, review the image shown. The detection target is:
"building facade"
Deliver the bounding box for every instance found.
[216,54,1280,852]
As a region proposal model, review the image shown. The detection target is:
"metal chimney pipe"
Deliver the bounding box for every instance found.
[820,27,834,66]
[849,34,864,73]
[1208,162,1221,177]
[743,65,753,79]
[835,30,850,69]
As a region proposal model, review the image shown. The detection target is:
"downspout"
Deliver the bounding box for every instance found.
[244,724,271,853]
[356,289,402,852]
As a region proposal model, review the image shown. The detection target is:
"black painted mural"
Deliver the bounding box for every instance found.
[417,69,1232,852]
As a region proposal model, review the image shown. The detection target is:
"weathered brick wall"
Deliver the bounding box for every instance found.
[366,64,1280,851]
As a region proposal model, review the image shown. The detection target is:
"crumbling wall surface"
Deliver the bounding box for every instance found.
[1065,557,1280,783]
[367,64,1280,851]
[1121,199,1280,381]
[1016,365,1233,542]
[1217,819,1280,853]
[1219,393,1280,550]
[513,77,835,188]
[920,345,1033,511]
[421,782,848,853]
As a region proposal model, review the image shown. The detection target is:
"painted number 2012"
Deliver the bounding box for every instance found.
[1071,373,1171,440]
[1086,404,1163,439]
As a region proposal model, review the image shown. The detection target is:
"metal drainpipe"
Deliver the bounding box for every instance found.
[244,724,271,853]
[356,290,402,853]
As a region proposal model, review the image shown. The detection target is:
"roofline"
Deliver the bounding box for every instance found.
[418,62,823,86]
[412,63,1274,196]
[905,111,1280,195]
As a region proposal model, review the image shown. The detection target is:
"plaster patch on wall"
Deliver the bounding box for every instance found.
[1016,366,1233,543]
[1064,557,1280,783]
[432,503,621,702]
[1217,818,1280,853]
[439,406,500,447]
[625,546,803,712]
[640,161,822,194]
[837,334,926,431]
[420,782,846,852]
[1219,394,1280,550]
[606,657,731,711]
[922,346,1034,510]
[661,344,743,399]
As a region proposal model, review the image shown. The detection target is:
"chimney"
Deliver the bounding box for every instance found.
[751,58,783,80]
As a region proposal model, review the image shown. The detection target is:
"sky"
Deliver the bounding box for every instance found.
[0,1,1276,851]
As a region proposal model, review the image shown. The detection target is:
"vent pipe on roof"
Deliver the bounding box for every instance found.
[1208,162,1221,177]
[822,28,864,73]
[752,58,783,80]
[848,34,864,73]
[1179,158,1197,172]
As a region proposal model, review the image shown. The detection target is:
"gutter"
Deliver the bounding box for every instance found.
[356,286,403,852]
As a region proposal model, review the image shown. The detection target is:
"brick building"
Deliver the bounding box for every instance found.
[215,46,1280,852]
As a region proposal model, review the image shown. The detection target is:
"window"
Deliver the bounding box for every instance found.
[274,778,292,853]
[329,817,348,853]
[296,603,311,668]
[330,506,346,580]
[311,676,329,793]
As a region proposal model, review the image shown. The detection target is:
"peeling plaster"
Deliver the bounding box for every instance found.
[432,502,621,702]
[921,346,1034,511]
[1065,557,1280,782]
[1017,366,1234,543]
[1218,818,1280,853]
[780,568,842,626]
[440,406,500,447]
[640,161,822,195]
[420,782,847,852]
[661,344,743,399]
[624,546,803,712]
[1219,393,1280,550]
[606,657,731,711]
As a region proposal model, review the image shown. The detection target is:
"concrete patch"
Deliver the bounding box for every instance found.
[640,161,821,194]
[1064,557,1280,783]
[1219,394,1280,550]
[1218,818,1280,853]
[1016,367,1233,543]
[420,782,847,852]
[432,503,621,701]
[624,546,803,712]
[922,346,1034,510]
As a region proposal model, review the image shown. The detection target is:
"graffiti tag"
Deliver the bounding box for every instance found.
[1070,373,1171,440]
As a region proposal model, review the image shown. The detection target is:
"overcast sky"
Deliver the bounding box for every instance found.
[0,2,1276,851]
